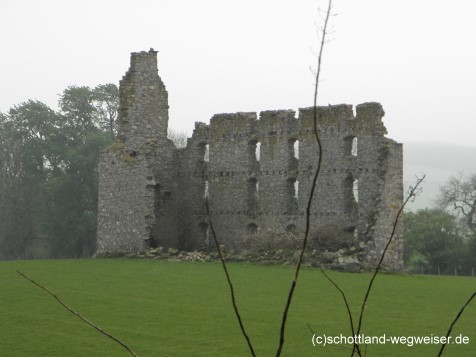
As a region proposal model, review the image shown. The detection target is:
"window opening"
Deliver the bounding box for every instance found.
[286,224,296,232]
[343,175,358,213]
[293,140,299,159]
[351,137,358,157]
[353,178,359,203]
[247,223,258,234]
[249,140,261,163]
[287,177,298,212]
[344,136,358,157]
[247,178,258,209]
[204,144,210,162]
[198,222,210,248]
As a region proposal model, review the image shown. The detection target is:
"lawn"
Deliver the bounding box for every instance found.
[0,259,475,356]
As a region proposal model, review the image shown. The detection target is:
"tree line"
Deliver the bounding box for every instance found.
[404,174,476,275]
[0,84,118,259]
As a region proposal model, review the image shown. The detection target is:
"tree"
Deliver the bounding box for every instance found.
[404,209,468,274]
[167,128,188,148]
[437,173,476,232]
[0,113,32,259]
[92,84,119,138]
[59,86,97,135]
[59,84,119,138]
[0,84,118,260]
[40,129,113,258]
[41,85,117,257]
[0,101,63,259]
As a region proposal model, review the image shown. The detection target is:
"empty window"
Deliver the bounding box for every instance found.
[154,184,161,210]
[287,177,298,200]
[344,136,358,157]
[249,140,261,162]
[286,224,296,232]
[204,144,210,162]
[198,142,209,162]
[204,180,209,198]
[293,140,299,159]
[353,179,359,203]
[247,223,258,234]
[247,178,258,210]
[343,175,358,213]
[248,178,258,195]
[198,222,209,246]
[351,137,358,157]
[288,138,299,160]
[287,177,298,212]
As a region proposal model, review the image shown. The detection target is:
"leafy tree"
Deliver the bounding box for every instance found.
[404,209,468,274]
[40,129,113,258]
[41,85,117,257]
[0,101,60,259]
[0,84,118,259]
[92,84,119,138]
[437,173,476,232]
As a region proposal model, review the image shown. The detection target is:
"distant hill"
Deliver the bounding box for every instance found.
[403,142,476,210]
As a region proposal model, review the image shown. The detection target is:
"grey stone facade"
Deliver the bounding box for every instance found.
[96,50,404,269]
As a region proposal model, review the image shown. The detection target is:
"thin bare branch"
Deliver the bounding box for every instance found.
[306,321,316,335]
[437,290,476,357]
[205,199,256,357]
[320,268,362,356]
[16,270,138,357]
[275,1,333,356]
[352,175,426,355]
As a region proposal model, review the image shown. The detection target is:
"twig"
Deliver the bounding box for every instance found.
[275,1,333,356]
[352,175,425,355]
[16,270,138,357]
[436,290,476,356]
[205,199,256,357]
[320,268,362,356]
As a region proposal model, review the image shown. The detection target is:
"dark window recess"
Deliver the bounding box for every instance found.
[247,223,258,234]
[286,177,298,213]
[204,144,209,162]
[248,140,261,163]
[344,136,358,157]
[197,142,209,162]
[343,176,358,213]
[288,138,299,170]
[286,224,296,232]
[247,178,259,211]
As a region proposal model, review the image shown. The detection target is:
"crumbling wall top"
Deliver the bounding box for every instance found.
[117,49,169,151]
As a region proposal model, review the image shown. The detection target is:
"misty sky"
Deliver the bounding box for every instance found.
[1,0,475,146]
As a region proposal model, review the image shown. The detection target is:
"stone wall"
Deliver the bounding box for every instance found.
[96,50,404,269]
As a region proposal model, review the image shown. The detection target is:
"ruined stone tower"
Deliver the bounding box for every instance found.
[96,50,404,269]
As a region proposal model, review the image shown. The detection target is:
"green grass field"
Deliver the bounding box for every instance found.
[1,259,475,356]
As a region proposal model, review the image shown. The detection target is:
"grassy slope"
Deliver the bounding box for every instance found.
[1,259,475,356]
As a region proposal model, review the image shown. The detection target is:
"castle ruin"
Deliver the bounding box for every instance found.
[96,50,404,269]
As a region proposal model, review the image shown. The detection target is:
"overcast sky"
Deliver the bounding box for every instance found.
[1,0,475,146]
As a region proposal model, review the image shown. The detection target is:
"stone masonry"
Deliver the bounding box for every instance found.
[96,50,404,269]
